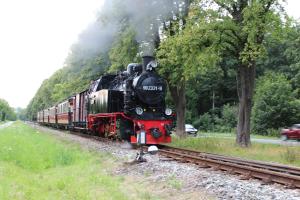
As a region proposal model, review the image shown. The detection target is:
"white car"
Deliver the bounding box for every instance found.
[185,124,198,136]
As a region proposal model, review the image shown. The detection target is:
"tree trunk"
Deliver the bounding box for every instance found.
[236,63,255,147]
[169,83,186,138]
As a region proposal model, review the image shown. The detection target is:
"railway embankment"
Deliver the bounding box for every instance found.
[28,123,300,200]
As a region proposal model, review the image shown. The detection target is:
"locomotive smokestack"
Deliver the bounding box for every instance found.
[142,56,155,72]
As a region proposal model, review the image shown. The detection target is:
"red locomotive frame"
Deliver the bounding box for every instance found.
[87,112,172,144]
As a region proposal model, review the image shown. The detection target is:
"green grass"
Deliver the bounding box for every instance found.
[170,136,300,167]
[167,175,182,190]
[0,121,6,125]
[0,122,146,200]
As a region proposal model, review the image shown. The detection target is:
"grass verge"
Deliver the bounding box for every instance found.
[0,122,150,200]
[170,136,300,167]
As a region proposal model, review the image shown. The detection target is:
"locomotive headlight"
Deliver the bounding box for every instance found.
[165,108,172,116]
[135,107,143,115]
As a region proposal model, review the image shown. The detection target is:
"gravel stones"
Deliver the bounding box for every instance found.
[33,124,300,200]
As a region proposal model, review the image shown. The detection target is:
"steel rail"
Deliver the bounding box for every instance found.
[159,145,300,176]
[158,145,300,188]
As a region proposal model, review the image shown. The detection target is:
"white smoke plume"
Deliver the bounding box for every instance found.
[74,0,187,57]
[112,0,187,56]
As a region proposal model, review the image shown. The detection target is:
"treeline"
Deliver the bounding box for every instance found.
[191,25,300,136]
[0,99,16,121]
[26,0,300,145]
[25,49,110,119]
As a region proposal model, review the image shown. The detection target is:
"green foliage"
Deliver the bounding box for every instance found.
[0,99,16,121]
[195,113,213,131]
[213,0,282,64]
[219,104,238,132]
[185,63,237,118]
[157,20,219,86]
[15,108,26,121]
[265,128,281,137]
[257,23,300,81]
[109,27,139,72]
[252,72,300,134]
[283,26,300,96]
[192,118,202,130]
[192,104,237,132]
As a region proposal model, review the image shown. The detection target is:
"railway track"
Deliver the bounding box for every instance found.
[71,130,300,189]
[35,124,300,189]
[158,145,300,189]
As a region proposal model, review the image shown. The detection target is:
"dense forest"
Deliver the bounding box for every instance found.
[26,0,300,146]
[0,99,16,121]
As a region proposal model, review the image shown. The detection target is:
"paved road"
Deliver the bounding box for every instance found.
[199,134,300,146]
[0,121,13,129]
[251,138,300,146]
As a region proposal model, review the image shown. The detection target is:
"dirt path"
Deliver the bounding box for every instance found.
[199,134,300,146]
[0,121,13,129]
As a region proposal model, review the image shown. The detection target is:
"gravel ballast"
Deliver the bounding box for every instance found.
[30,123,300,200]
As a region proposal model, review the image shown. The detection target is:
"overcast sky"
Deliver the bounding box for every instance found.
[0,0,299,108]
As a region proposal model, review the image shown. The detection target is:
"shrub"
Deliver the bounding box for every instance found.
[192,118,202,130]
[215,104,238,133]
[221,104,237,130]
[252,72,300,134]
[266,128,281,137]
[192,104,238,133]
[197,113,213,131]
[185,110,193,124]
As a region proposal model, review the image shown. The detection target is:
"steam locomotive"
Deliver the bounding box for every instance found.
[37,56,174,145]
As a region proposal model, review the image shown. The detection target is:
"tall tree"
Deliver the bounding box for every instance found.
[158,2,218,137]
[212,0,281,146]
[156,0,192,137]
[0,99,16,121]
